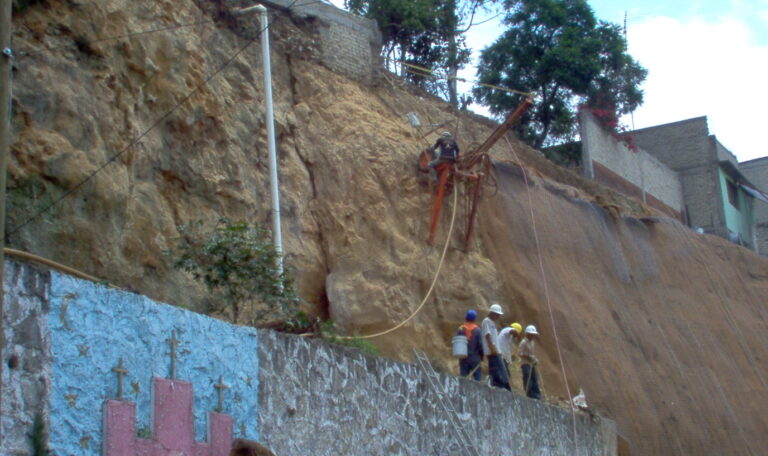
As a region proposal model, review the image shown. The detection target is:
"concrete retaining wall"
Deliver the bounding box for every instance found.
[2,260,616,455]
[580,111,683,219]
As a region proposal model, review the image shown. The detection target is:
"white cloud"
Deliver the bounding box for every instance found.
[627,15,768,161]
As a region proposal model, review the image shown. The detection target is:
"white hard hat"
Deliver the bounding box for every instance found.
[525,325,539,335]
[489,304,504,315]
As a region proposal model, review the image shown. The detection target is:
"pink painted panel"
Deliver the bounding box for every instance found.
[152,378,195,455]
[104,377,233,456]
[103,401,136,456]
[208,412,233,456]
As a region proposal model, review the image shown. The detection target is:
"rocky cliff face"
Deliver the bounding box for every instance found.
[8,0,768,454]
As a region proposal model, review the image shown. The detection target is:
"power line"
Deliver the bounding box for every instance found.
[9,0,302,235]
[20,20,217,58]
[290,0,332,9]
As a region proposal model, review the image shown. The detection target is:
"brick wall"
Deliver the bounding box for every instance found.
[318,20,380,83]
[580,111,684,219]
[740,157,768,255]
[258,0,381,83]
[680,165,724,234]
[631,117,713,170]
[628,116,732,237]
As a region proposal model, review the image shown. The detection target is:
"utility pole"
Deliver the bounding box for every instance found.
[0,0,13,443]
[234,3,284,281]
[255,4,283,280]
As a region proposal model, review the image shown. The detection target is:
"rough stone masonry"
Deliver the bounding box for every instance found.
[1,259,617,455]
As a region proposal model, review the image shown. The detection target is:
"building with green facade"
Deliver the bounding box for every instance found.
[631,116,768,253]
[740,156,768,256]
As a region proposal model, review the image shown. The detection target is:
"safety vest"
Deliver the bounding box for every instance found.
[460,322,479,340]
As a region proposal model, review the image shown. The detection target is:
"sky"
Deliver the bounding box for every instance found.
[328,0,768,162]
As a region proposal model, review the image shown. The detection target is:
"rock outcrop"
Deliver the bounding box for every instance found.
[8,0,768,454]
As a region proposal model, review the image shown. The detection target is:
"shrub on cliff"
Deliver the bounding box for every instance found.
[169,218,298,324]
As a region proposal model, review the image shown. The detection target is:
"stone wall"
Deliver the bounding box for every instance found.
[258,0,381,83]
[258,331,616,455]
[1,262,52,456]
[579,110,684,219]
[1,259,617,455]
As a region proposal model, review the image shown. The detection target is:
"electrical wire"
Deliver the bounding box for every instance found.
[18,20,217,59]
[340,174,460,340]
[9,0,302,235]
[399,61,534,97]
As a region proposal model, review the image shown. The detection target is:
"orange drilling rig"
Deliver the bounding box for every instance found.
[418,97,533,251]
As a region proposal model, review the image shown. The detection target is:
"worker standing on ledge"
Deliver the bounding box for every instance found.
[481,304,510,390]
[428,131,460,182]
[519,325,542,399]
[498,322,523,381]
[456,310,483,381]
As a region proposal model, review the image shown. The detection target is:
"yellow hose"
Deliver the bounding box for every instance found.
[342,175,460,340]
[4,247,119,288]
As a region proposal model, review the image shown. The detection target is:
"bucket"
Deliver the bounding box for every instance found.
[452,334,468,359]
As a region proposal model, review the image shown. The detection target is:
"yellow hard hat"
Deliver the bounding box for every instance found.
[510,322,523,334]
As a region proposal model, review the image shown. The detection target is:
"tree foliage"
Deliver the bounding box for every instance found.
[170,218,298,324]
[474,0,647,148]
[346,0,492,104]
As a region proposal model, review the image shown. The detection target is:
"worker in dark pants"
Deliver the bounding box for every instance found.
[457,310,483,381]
[428,131,460,182]
[481,304,510,391]
[519,325,542,399]
[498,322,523,386]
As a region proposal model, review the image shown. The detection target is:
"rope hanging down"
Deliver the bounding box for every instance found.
[503,135,580,454]
[398,61,534,97]
[341,175,459,340]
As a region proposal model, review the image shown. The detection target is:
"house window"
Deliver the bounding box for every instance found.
[726,180,740,210]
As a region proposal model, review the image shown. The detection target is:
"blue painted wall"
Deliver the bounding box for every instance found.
[48,272,260,455]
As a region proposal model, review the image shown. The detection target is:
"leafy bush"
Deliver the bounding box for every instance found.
[319,320,380,356]
[169,218,299,324]
[279,312,380,356]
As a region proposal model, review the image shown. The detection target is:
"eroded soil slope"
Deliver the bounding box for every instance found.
[8,0,768,454]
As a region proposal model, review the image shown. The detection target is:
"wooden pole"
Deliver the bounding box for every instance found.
[0,0,13,438]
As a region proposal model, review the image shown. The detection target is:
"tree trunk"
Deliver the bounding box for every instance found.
[447,31,459,108]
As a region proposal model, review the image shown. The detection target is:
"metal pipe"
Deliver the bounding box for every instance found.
[256,4,284,279]
[231,5,263,15]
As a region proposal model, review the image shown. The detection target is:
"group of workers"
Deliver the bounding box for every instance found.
[455,304,542,400]
[430,133,543,399]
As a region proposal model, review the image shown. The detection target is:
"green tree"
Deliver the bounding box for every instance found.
[473,0,647,148]
[346,0,442,74]
[170,218,298,324]
[346,0,493,105]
